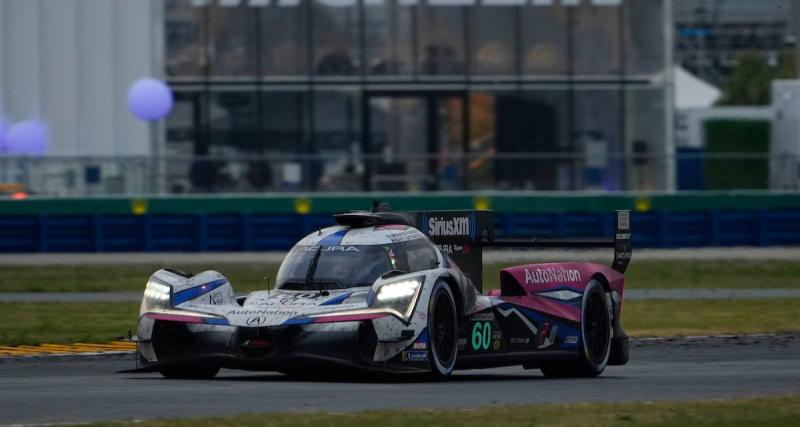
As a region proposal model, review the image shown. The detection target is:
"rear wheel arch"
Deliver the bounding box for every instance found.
[589,273,617,324]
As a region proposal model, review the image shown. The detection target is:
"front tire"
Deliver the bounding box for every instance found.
[541,279,611,378]
[159,363,220,379]
[428,280,458,378]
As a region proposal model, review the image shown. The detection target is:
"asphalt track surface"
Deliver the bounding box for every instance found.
[1,335,798,425]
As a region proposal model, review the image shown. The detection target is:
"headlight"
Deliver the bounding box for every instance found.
[371,277,423,321]
[141,279,172,312]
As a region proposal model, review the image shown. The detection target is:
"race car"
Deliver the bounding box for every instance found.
[128,203,631,379]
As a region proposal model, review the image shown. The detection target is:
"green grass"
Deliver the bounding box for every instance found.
[483,260,800,291]
[3,260,800,293]
[86,395,800,427]
[622,298,800,338]
[0,302,139,345]
[2,299,799,345]
[0,264,281,293]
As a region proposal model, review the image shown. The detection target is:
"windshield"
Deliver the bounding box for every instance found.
[276,239,437,291]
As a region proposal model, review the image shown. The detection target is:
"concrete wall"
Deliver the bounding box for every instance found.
[0,0,155,156]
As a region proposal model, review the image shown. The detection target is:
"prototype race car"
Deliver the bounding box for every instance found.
[128,204,631,379]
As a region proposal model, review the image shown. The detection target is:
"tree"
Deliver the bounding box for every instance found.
[718,50,798,106]
[717,52,773,105]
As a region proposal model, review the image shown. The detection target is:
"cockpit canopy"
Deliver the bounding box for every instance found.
[276,226,439,291]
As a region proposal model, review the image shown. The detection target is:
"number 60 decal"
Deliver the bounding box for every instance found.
[471,321,492,351]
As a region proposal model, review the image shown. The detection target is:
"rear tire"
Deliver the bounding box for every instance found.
[428,280,458,378]
[541,279,611,378]
[159,364,220,379]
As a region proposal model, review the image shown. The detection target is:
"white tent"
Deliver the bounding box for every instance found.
[674,66,722,109]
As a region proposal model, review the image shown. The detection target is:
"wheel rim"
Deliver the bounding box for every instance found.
[583,292,610,365]
[431,290,456,366]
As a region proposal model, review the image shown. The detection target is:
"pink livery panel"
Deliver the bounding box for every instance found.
[496,262,625,323]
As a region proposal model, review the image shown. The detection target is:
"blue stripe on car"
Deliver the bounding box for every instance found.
[319,228,349,246]
[282,317,314,325]
[172,278,228,305]
[320,292,353,306]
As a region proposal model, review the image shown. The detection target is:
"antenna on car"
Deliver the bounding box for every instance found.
[264,275,271,297]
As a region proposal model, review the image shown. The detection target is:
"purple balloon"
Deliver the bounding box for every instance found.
[6,120,49,156]
[127,78,174,121]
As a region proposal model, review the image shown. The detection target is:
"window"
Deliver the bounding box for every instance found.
[364,2,414,76]
[417,6,466,76]
[207,4,259,77]
[165,0,207,77]
[572,3,621,76]
[259,3,309,76]
[625,87,666,191]
[521,4,569,76]
[624,0,666,76]
[470,7,517,75]
[312,90,362,190]
[312,1,360,76]
[573,88,622,190]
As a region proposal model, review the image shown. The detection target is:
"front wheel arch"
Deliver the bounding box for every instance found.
[427,280,459,378]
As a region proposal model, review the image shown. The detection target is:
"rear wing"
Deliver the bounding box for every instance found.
[408,209,632,293]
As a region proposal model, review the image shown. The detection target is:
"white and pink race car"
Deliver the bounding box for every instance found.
[128,204,631,379]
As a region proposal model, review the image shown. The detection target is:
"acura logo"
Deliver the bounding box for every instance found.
[246,316,268,326]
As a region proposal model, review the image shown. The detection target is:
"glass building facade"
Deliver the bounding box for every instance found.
[163,0,671,193]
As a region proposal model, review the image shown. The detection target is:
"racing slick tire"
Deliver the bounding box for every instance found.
[428,280,458,378]
[540,279,611,378]
[158,363,220,379]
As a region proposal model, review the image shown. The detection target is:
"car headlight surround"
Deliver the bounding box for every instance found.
[371,276,423,322]
[142,279,173,311]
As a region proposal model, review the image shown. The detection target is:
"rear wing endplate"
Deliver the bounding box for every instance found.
[409,209,632,292]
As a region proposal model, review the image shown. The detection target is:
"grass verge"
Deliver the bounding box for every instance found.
[87,395,800,427]
[0,302,139,345]
[3,260,800,293]
[2,299,798,345]
[622,298,800,338]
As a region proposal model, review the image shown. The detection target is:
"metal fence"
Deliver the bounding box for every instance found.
[0,151,792,196]
[1,209,798,253]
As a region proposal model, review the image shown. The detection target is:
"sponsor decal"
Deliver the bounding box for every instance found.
[510,337,530,345]
[492,339,501,351]
[302,245,360,252]
[387,229,424,243]
[616,232,631,240]
[469,312,494,322]
[209,292,224,305]
[524,267,581,285]
[229,309,299,317]
[617,211,630,231]
[413,342,427,350]
[278,292,323,304]
[437,244,465,255]
[471,321,492,351]
[402,351,428,362]
[457,338,467,350]
[428,216,471,237]
[565,336,578,344]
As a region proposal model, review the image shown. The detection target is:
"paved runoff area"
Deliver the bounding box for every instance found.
[0,334,797,425]
[1,247,799,266]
